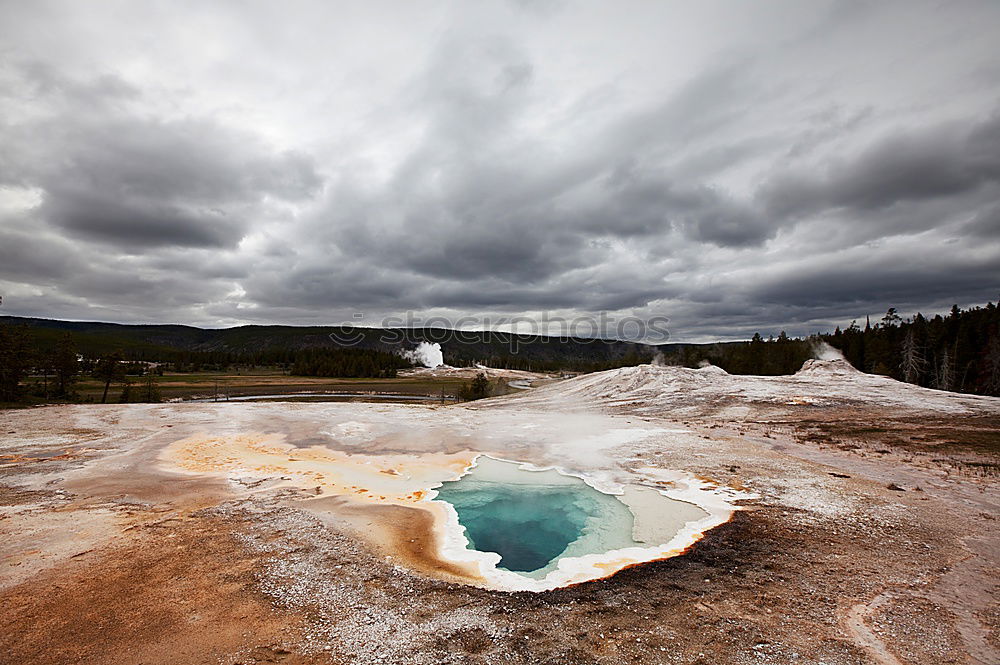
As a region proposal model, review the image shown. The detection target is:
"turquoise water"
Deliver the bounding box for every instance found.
[435,457,643,578]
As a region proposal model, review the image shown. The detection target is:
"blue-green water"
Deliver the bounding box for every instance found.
[435,457,642,578]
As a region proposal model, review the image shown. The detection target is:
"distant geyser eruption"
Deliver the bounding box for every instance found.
[404,342,444,368]
[811,339,845,361]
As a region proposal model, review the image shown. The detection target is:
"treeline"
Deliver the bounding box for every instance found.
[0,324,420,404]
[825,303,1000,395]
[0,327,80,402]
[652,301,1000,396]
[0,326,164,404]
[0,316,656,372]
[290,348,413,378]
[3,300,999,402]
[456,372,512,401]
[167,349,296,372]
[461,347,656,373]
[171,347,415,377]
[657,332,814,376]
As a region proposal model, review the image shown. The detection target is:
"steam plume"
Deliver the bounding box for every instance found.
[403,342,444,368]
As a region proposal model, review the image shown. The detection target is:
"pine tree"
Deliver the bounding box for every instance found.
[119,378,133,403]
[459,373,492,401]
[94,352,125,404]
[882,308,901,328]
[141,373,162,403]
[37,349,53,399]
[0,324,31,402]
[53,334,78,397]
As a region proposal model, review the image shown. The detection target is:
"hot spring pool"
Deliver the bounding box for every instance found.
[161,430,745,592]
[434,457,712,582]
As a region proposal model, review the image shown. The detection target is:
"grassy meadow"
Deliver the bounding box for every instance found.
[22,368,469,404]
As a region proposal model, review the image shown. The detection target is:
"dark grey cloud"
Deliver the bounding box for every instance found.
[575,164,770,246]
[762,112,1000,218]
[747,252,1000,309]
[0,1,998,339]
[15,60,140,110]
[0,220,83,283]
[40,188,246,248]
[35,115,319,249]
[1,63,321,250]
[964,205,1000,237]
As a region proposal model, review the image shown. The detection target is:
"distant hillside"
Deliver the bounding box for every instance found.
[0,315,678,372]
[4,298,996,392]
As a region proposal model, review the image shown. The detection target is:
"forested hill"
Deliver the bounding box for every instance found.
[3,299,998,394]
[0,316,662,372]
[826,303,1000,394]
[654,301,1000,396]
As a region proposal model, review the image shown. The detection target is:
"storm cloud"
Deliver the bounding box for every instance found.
[0,0,998,340]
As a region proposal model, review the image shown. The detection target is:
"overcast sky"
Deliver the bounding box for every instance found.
[1,0,998,341]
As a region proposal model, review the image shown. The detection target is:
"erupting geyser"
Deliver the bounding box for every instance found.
[404,342,444,368]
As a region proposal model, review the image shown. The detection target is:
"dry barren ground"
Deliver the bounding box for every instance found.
[1,360,998,665]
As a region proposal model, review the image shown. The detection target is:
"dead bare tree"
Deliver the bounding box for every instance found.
[935,349,954,391]
[900,329,926,384]
[982,337,1000,395]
